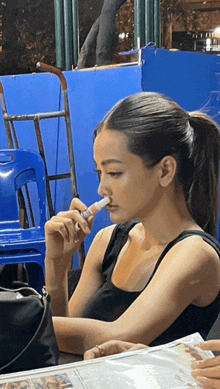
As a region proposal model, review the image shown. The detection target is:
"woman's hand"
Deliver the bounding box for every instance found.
[191,340,220,388]
[84,340,148,360]
[45,198,93,267]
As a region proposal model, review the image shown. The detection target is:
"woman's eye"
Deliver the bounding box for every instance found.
[108,172,122,177]
[94,169,122,180]
[94,169,101,180]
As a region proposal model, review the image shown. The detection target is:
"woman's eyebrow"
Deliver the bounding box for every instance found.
[93,159,123,166]
[102,159,123,165]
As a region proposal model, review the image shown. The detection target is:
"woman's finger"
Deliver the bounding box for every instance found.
[192,355,220,370]
[196,341,220,352]
[70,198,96,230]
[45,217,85,245]
[125,343,149,352]
[66,210,91,234]
[45,219,71,241]
[47,210,91,235]
[83,346,101,360]
[192,365,220,379]
[193,375,220,388]
[69,197,88,212]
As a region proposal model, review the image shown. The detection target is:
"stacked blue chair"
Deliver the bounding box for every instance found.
[0,149,47,292]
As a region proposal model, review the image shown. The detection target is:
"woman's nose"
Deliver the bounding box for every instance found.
[97,180,104,197]
[97,176,110,197]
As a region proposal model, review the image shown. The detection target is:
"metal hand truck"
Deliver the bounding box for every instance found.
[0,63,85,266]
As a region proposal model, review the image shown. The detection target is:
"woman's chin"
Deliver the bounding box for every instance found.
[109,212,133,224]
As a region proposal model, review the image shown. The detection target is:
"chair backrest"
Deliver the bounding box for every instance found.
[0,149,47,229]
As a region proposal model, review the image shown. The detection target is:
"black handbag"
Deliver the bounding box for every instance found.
[0,286,60,374]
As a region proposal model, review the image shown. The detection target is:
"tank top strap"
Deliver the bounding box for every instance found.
[146,230,220,287]
[102,220,138,273]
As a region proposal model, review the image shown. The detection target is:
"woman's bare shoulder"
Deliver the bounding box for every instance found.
[127,222,144,239]
[174,234,219,264]
[160,234,220,295]
[95,224,117,242]
[172,234,220,305]
[87,224,117,257]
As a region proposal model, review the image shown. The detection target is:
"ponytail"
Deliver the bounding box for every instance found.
[187,112,220,236]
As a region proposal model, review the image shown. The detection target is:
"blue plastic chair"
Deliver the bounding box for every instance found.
[0,149,47,292]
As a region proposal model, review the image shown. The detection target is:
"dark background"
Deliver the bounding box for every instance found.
[0,0,134,75]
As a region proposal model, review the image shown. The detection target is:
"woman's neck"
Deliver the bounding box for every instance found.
[138,187,201,248]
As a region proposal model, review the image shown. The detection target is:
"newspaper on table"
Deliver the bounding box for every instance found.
[0,333,214,388]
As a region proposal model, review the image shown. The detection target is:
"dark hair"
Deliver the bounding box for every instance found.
[94,92,220,236]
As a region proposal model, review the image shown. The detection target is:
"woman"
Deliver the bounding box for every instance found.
[45,92,220,356]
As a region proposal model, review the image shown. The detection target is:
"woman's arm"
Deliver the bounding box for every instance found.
[110,236,220,345]
[68,225,115,317]
[45,196,114,316]
[52,235,220,355]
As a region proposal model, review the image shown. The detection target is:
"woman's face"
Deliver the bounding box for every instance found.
[93,128,163,224]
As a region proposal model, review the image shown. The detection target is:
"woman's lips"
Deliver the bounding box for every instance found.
[106,204,118,211]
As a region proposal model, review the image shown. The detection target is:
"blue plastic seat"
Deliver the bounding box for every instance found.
[0,149,47,292]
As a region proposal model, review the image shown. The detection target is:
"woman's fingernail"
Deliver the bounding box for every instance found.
[191,369,199,376]
[194,376,208,384]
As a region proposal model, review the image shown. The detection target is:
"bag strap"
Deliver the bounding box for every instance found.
[0,288,50,372]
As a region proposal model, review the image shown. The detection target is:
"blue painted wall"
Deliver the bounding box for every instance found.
[141,47,220,112]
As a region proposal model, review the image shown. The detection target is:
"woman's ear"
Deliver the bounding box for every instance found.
[158,156,177,187]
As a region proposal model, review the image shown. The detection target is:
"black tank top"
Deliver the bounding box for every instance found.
[82,221,220,345]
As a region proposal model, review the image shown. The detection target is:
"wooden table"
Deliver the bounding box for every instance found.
[59,352,83,365]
